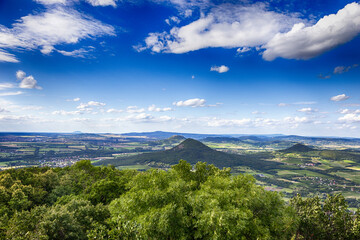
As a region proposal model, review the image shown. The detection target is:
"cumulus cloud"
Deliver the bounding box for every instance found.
[0,7,115,62]
[263,2,360,60]
[338,113,360,123]
[140,3,300,54]
[148,104,173,112]
[73,98,80,102]
[210,65,229,73]
[16,70,26,80]
[173,98,206,107]
[19,76,42,89]
[331,94,349,102]
[16,70,42,89]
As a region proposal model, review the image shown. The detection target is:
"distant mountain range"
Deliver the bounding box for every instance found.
[121,131,284,140]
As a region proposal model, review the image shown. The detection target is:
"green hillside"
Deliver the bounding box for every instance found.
[98,138,281,170]
[282,143,315,152]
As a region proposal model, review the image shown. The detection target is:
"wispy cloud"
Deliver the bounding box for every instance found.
[0,91,23,96]
[0,83,15,90]
[57,47,94,58]
[126,106,145,113]
[297,107,318,113]
[0,6,115,62]
[333,64,358,74]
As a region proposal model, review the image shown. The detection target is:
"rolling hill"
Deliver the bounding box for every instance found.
[98,138,281,170]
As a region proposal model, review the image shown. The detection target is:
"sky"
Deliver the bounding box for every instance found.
[0,0,360,137]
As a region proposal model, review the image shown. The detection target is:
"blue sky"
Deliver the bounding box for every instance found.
[0,0,360,137]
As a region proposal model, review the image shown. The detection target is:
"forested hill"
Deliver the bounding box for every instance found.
[0,160,359,239]
[98,138,281,170]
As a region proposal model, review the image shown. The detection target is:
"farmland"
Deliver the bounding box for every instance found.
[1,131,360,209]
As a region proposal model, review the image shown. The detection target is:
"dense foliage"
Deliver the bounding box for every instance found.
[0,160,359,239]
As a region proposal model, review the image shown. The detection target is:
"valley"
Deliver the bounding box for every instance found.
[1,131,360,209]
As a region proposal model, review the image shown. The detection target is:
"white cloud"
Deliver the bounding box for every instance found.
[184,9,193,18]
[283,116,312,128]
[0,49,19,63]
[339,109,360,114]
[173,98,206,107]
[148,104,173,112]
[19,76,42,89]
[85,0,117,7]
[126,106,145,113]
[237,47,251,54]
[87,101,106,107]
[107,108,123,113]
[40,45,55,54]
[35,0,117,7]
[0,7,115,62]
[278,103,289,107]
[263,2,360,60]
[338,113,360,123]
[140,3,300,54]
[16,70,42,89]
[210,65,229,73]
[126,113,153,121]
[207,117,252,127]
[331,94,349,102]
[297,107,318,113]
[52,110,81,115]
[57,47,93,58]
[0,83,14,90]
[16,70,26,80]
[73,97,80,102]
[34,0,66,5]
[165,16,181,25]
[0,91,23,96]
[76,101,106,112]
